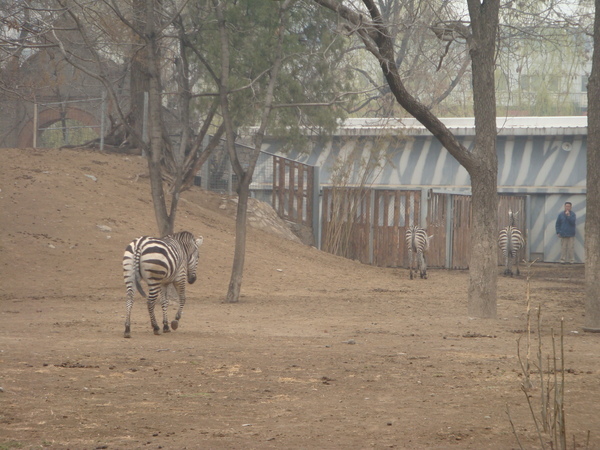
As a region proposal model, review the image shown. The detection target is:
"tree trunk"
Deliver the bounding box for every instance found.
[226,180,251,303]
[129,0,150,147]
[466,0,500,318]
[143,1,172,236]
[468,166,498,318]
[148,69,171,236]
[584,0,600,332]
[215,0,288,303]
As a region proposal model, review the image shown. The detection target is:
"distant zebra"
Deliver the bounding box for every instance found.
[122,231,204,338]
[405,225,434,280]
[498,211,525,277]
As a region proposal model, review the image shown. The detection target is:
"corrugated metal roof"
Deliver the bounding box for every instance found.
[336,116,588,136]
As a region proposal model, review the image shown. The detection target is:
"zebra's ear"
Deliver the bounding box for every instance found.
[196,237,204,247]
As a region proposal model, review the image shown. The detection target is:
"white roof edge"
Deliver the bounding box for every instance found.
[334,116,588,136]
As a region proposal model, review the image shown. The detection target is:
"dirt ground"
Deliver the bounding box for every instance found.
[1,147,599,450]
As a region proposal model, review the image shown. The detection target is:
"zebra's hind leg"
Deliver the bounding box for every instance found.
[503,255,512,276]
[408,249,414,280]
[147,289,161,335]
[171,281,187,331]
[160,289,171,333]
[508,255,514,277]
[418,252,427,279]
[124,289,134,338]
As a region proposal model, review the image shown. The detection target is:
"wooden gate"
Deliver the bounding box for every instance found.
[320,187,527,270]
[320,188,421,266]
[427,193,471,269]
[426,193,448,268]
[372,190,421,267]
[321,187,371,263]
[425,193,526,270]
[272,156,314,227]
[451,195,472,269]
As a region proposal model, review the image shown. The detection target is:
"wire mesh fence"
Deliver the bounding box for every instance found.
[197,140,275,204]
[34,95,107,149]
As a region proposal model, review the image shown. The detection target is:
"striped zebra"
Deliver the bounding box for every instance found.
[122,231,203,338]
[498,210,525,277]
[405,225,434,280]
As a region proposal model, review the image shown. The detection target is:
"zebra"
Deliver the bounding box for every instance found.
[122,231,203,338]
[498,210,525,277]
[405,225,434,280]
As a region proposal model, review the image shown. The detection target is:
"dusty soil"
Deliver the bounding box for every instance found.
[1,147,598,450]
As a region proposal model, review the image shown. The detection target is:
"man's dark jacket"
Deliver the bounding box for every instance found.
[556,211,576,237]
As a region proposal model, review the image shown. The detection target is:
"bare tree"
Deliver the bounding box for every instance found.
[584,0,600,332]
[344,0,473,117]
[313,0,500,317]
[51,0,225,236]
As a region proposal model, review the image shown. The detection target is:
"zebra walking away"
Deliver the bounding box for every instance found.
[123,231,203,338]
[405,225,434,280]
[498,210,525,277]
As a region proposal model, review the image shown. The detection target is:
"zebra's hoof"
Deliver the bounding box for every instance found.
[153,329,161,335]
[124,333,131,339]
[171,320,179,331]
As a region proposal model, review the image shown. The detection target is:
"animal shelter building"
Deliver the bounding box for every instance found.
[256,116,587,269]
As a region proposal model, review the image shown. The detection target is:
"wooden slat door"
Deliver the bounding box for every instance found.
[372,190,420,267]
[451,195,472,269]
[272,156,313,227]
[426,193,447,268]
[321,187,371,263]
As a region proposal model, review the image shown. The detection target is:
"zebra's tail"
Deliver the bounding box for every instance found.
[132,245,146,298]
[135,276,146,298]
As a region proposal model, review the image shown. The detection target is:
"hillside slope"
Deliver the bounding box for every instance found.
[0,147,396,300]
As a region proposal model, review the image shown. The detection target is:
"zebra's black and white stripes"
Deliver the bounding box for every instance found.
[405,225,433,280]
[498,211,525,276]
[122,231,203,338]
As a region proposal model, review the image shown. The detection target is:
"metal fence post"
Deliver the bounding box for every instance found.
[201,134,209,189]
[420,188,428,228]
[33,103,38,148]
[142,92,148,157]
[100,90,106,151]
[445,194,453,269]
[227,157,233,196]
[312,166,321,249]
[369,189,375,265]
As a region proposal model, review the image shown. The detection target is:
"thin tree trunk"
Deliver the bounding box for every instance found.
[216,0,289,303]
[144,0,172,236]
[584,0,600,332]
[148,69,171,236]
[226,180,251,302]
[129,0,150,146]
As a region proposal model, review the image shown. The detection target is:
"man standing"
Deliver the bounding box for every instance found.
[556,201,577,264]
